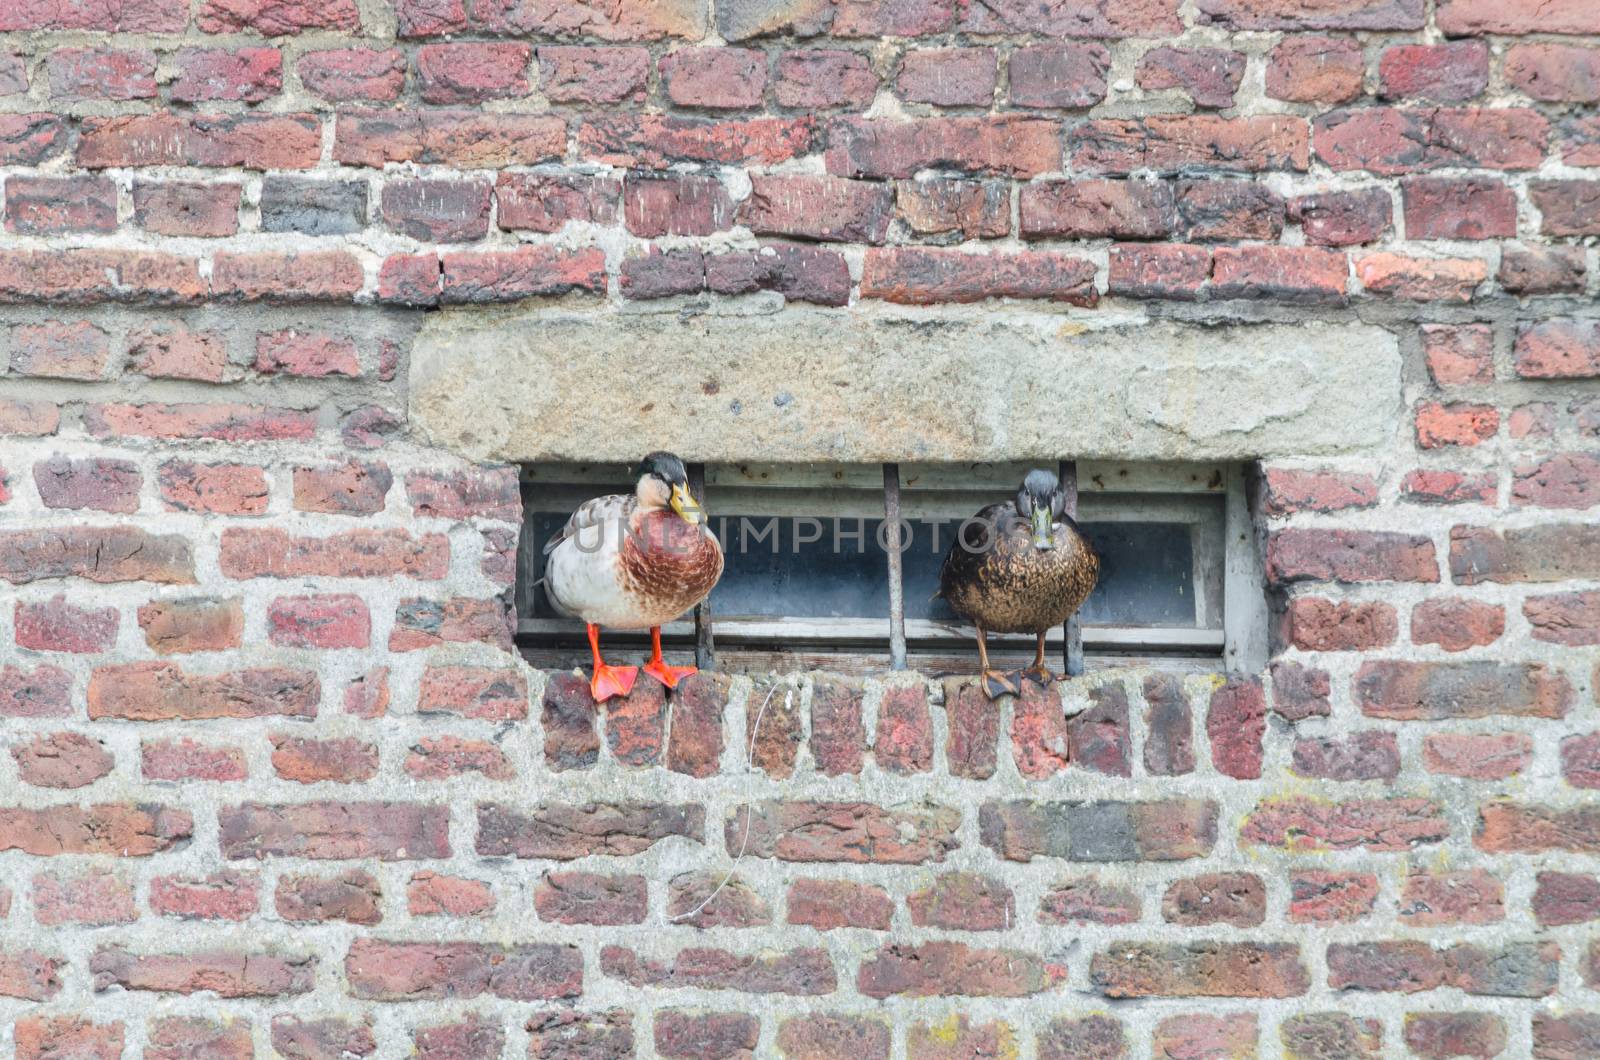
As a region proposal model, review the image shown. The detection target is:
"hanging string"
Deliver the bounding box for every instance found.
[666,683,783,923]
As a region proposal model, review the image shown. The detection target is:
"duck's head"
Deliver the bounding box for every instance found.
[635,451,703,525]
[1015,468,1064,550]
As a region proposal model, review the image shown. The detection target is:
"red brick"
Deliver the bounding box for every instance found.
[1507,400,1551,437]
[1400,869,1504,925]
[1291,188,1393,245]
[378,253,441,306]
[14,1018,121,1058]
[1531,180,1600,237]
[440,246,606,304]
[390,0,466,34]
[1154,1014,1257,1059]
[1534,1013,1600,1060]
[534,871,647,926]
[1136,46,1245,108]
[1198,0,1422,28]
[1533,872,1600,927]
[220,801,449,860]
[89,662,317,721]
[959,0,1179,35]
[1499,245,1586,294]
[292,460,389,516]
[13,732,115,789]
[895,178,1008,239]
[541,671,600,770]
[10,321,111,380]
[1268,528,1437,584]
[1515,320,1600,379]
[90,401,313,443]
[908,873,1014,931]
[622,172,733,238]
[466,0,704,38]
[0,666,71,723]
[342,666,389,719]
[1327,939,1556,997]
[0,52,22,95]
[91,946,315,997]
[1261,468,1378,515]
[1405,1014,1505,1059]
[1315,106,1549,174]
[213,250,362,301]
[1423,732,1530,780]
[198,0,357,31]
[1177,179,1286,241]
[0,804,191,856]
[526,1012,632,1060]
[299,47,406,102]
[775,49,876,108]
[740,174,892,243]
[79,113,321,170]
[158,461,268,515]
[1021,179,1175,240]
[1039,878,1141,925]
[1242,796,1448,851]
[1358,253,1487,301]
[1450,523,1600,584]
[1562,732,1600,787]
[874,685,932,774]
[126,323,227,381]
[33,455,140,513]
[477,801,703,859]
[1267,36,1364,103]
[1438,0,1600,34]
[405,735,514,781]
[1528,591,1600,647]
[1212,246,1347,303]
[893,47,994,107]
[0,399,59,437]
[267,595,371,651]
[1379,42,1488,101]
[981,798,1215,861]
[1071,115,1308,174]
[496,171,619,232]
[1415,401,1498,448]
[32,868,134,925]
[1411,598,1504,651]
[1070,683,1131,777]
[408,467,522,523]
[4,175,117,235]
[862,248,1096,306]
[272,1016,377,1059]
[655,1011,758,1060]
[1507,44,1600,103]
[1286,598,1397,651]
[416,42,530,104]
[827,116,1059,178]
[408,872,495,917]
[1091,942,1308,998]
[1401,469,1496,505]
[220,527,448,580]
[47,47,156,100]
[138,599,245,655]
[142,738,248,782]
[739,800,959,864]
[1422,323,1493,385]
[335,109,566,168]
[1290,870,1378,922]
[1037,1016,1128,1060]
[1109,243,1210,300]
[1477,802,1600,854]
[1402,176,1515,239]
[0,114,70,166]
[1357,659,1570,720]
[14,595,118,653]
[348,939,582,1001]
[786,878,892,931]
[860,941,1064,998]
[380,178,493,242]
[705,244,851,306]
[780,1016,891,1060]
[0,951,64,1001]
[146,1017,252,1060]
[1162,873,1264,927]
[537,45,648,102]
[1207,676,1265,779]
[172,47,280,103]
[580,114,813,168]
[276,869,380,924]
[419,665,528,721]
[663,47,767,108]
[390,596,512,652]
[667,673,730,779]
[603,945,829,997]
[1513,452,1600,510]
[1142,672,1195,775]
[1,526,194,586]
[130,181,240,239]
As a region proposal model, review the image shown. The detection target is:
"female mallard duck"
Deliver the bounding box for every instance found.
[544,452,724,702]
[938,468,1099,699]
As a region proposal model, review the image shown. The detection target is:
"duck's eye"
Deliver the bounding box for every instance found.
[1017,492,1033,516]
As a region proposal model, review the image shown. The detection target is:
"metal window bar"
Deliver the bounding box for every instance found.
[883,463,907,670]
[687,462,715,671]
[1059,459,1084,677]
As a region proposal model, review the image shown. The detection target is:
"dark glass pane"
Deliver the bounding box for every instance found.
[530,511,1196,627]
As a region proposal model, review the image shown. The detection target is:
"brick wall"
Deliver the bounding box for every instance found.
[1,0,1599,1056]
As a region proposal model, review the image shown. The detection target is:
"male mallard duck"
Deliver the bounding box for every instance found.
[544,452,724,702]
[938,468,1099,699]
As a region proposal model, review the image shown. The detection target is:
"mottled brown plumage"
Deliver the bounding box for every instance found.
[939,470,1099,697]
[620,507,724,623]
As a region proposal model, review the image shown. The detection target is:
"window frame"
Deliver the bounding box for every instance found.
[515,460,1266,675]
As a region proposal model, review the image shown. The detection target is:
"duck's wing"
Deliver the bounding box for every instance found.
[542,493,634,556]
[938,501,1014,594]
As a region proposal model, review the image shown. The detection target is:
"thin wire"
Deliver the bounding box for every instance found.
[666,683,783,922]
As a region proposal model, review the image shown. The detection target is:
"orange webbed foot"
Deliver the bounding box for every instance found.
[1021,666,1057,689]
[644,660,698,689]
[590,664,639,702]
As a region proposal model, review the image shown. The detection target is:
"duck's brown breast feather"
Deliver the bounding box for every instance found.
[620,509,723,616]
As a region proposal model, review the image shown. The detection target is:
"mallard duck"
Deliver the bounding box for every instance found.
[544,452,724,702]
[938,468,1099,699]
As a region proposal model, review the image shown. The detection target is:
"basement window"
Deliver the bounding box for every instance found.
[515,461,1265,675]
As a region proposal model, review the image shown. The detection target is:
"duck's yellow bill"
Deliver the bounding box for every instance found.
[1032,507,1054,550]
[670,483,704,525]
